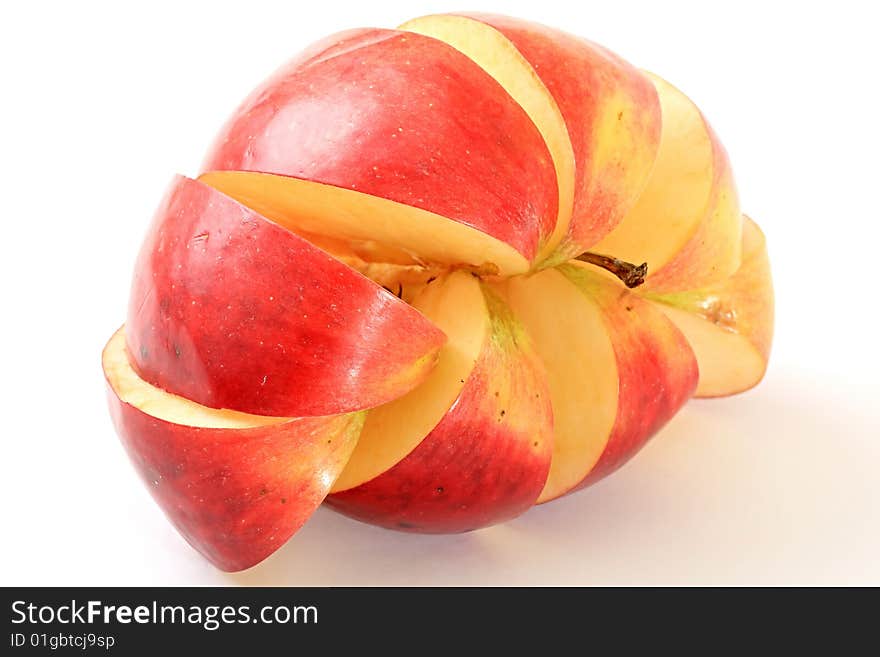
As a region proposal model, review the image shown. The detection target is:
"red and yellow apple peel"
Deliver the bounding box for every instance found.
[102,12,773,571]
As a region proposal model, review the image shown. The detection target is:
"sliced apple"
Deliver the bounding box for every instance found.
[327,272,553,532]
[200,28,558,275]
[126,175,445,418]
[402,13,662,263]
[331,271,488,492]
[645,217,774,397]
[197,172,530,275]
[594,74,743,290]
[399,14,575,263]
[505,263,698,502]
[103,328,363,572]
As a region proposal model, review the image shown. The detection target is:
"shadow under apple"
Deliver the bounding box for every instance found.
[226,367,878,586]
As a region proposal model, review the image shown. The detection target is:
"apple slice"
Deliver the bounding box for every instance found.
[401,13,662,263]
[505,263,698,502]
[126,175,445,418]
[645,217,774,397]
[330,271,488,493]
[399,14,575,264]
[200,28,558,275]
[103,328,363,572]
[593,74,743,291]
[327,272,553,532]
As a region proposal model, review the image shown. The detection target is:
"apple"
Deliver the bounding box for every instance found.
[126,175,445,417]
[199,28,558,276]
[645,217,774,396]
[503,264,698,501]
[102,13,773,571]
[103,328,363,572]
[593,74,743,291]
[400,12,663,264]
[327,272,554,532]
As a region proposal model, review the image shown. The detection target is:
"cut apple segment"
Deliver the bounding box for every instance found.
[200,28,558,274]
[331,272,488,492]
[400,14,575,262]
[404,13,662,264]
[594,74,742,290]
[327,273,554,532]
[103,327,363,572]
[505,263,698,502]
[198,172,531,275]
[126,175,445,418]
[106,330,288,431]
[646,217,773,397]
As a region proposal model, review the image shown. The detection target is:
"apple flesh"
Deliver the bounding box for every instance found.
[594,74,743,291]
[327,272,554,532]
[200,28,558,275]
[103,328,363,571]
[646,217,774,397]
[330,270,489,492]
[399,14,576,262]
[504,263,698,502]
[401,13,662,264]
[126,175,445,418]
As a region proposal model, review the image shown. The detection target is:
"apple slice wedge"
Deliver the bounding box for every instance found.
[103,328,363,572]
[594,74,743,291]
[645,217,774,397]
[401,13,662,263]
[327,271,554,532]
[504,263,698,502]
[126,176,445,418]
[200,28,558,275]
[329,271,488,493]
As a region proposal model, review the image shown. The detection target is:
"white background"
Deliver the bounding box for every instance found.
[2,0,878,585]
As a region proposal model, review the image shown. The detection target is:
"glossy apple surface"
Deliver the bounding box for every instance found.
[402,13,662,264]
[327,273,553,532]
[104,328,363,571]
[505,263,698,501]
[201,28,558,274]
[127,175,445,417]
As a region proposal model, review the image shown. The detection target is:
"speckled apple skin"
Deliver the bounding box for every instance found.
[456,13,661,262]
[105,377,364,572]
[126,176,445,417]
[327,287,553,532]
[201,29,558,262]
[559,264,698,489]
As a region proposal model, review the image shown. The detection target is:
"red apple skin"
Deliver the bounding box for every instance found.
[326,287,553,532]
[105,383,363,572]
[559,264,699,490]
[458,13,662,261]
[126,176,445,417]
[201,28,558,262]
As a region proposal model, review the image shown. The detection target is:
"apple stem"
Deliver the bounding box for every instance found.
[575,252,648,288]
